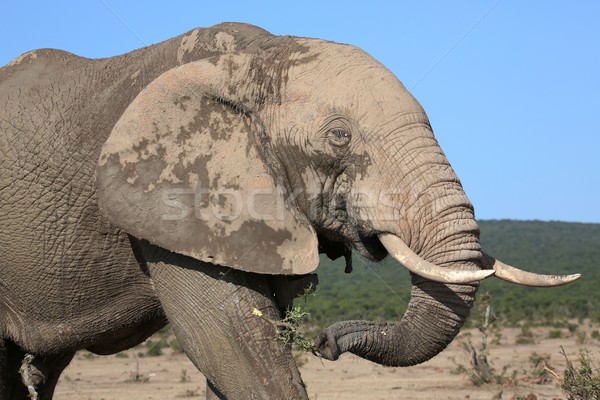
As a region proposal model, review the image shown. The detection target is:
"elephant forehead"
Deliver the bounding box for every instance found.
[286,40,425,123]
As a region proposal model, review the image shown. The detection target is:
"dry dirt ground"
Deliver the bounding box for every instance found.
[53,323,599,400]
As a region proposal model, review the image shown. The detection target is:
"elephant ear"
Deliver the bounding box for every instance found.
[96,56,319,274]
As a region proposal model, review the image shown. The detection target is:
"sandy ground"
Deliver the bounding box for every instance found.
[53,323,598,399]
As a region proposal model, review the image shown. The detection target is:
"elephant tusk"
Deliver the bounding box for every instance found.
[378,234,495,284]
[482,253,581,287]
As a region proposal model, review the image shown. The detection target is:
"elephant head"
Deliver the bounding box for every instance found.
[96,35,579,367]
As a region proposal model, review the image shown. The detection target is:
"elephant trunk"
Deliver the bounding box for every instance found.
[316,278,477,366]
[315,123,482,366]
[316,220,480,366]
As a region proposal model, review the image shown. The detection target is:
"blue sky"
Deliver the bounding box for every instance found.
[2,1,598,223]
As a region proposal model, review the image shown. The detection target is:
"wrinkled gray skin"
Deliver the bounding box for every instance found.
[1,23,484,398]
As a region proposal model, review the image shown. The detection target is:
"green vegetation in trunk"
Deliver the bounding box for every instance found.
[254,283,317,353]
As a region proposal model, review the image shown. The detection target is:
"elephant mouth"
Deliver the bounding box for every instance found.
[353,230,388,261]
[317,228,387,269]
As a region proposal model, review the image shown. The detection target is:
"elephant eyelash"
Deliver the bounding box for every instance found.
[210,94,251,117]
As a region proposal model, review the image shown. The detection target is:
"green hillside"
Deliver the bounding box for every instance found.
[304,220,600,328]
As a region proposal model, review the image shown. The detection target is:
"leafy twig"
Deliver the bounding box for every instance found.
[253,283,316,352]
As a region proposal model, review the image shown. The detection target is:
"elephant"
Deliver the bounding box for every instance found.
[0,22,579,399]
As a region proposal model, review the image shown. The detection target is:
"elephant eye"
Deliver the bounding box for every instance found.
[328,128,352,146]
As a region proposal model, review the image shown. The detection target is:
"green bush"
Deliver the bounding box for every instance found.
[548,330,564,339]
[561,348,600,399]
[144,338,169,357]
[515,327,536,344]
